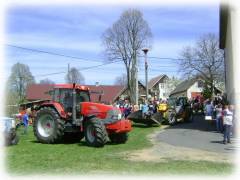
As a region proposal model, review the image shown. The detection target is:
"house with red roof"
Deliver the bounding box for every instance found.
[26,82,146,105]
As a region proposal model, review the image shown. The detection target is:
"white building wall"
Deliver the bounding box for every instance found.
[224,7,240,131]
[158,82,168,100]
[187,82,203,99]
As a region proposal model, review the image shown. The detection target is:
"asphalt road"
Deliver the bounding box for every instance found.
[156,115,237,154]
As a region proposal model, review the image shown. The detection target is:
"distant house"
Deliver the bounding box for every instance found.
[148,74,169,100]
[169,78,204,99]
[169,78,222,99]
[114,81,146,101]
[26,84,124,105]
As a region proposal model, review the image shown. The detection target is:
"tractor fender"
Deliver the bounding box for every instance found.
[82,114,96,124]
[38,102,67,119]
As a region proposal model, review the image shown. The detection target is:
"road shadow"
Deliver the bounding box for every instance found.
[210,140,224,144]
[165,114,217,132]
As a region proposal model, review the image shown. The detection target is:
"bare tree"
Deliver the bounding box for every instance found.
[165,76,182,97]
[114,73,127,86]
[39,78,55,84]
[65,67,85,84]
[102,9,152,104]
[7,62,35,104]
[178,33,224,96]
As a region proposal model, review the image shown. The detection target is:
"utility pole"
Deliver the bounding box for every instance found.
[68,63,70,82]
[68,63,70,74]
[135,55,138,105]
[142,48,149,100]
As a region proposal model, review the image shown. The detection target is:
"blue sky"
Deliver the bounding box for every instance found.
[5,4,219,85]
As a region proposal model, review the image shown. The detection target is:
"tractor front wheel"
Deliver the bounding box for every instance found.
[109,133,128,144]
[84,118,108,147]
[168,112,177,125]
[33,107,65,144]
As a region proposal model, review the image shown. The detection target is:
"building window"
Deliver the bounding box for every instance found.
[198,80,204,88]
[160,83,164,89]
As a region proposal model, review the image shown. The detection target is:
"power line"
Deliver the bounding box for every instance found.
[138,55,183,61]
[6,44,184,64]
[33,59,122,77]
[79,60,122,71]
[6,44,108,63]
[6,44,182,78]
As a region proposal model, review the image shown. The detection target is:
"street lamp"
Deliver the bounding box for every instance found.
[142,48,149,100]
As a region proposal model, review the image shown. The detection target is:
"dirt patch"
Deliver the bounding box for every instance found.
[122,127,233,163]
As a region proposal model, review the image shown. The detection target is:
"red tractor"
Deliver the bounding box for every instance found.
[32,84,132,147]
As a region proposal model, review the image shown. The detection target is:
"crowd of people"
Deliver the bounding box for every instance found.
[114,97,167,119]
[200,95,235,144]
[115,94,235,145]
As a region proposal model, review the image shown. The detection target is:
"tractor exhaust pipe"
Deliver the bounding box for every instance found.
[72,83,77,125]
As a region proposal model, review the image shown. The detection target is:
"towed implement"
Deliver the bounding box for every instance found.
[31,84,132,147]
[128,97,193,126]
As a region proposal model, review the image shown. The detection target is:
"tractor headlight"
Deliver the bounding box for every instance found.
[11,119,16,129]
[117,113,122,120]
[107,109,122,121]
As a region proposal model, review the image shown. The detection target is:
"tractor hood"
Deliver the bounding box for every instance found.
[80,102,121,120]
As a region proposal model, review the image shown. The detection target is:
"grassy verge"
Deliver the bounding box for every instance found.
[5,125,234,175]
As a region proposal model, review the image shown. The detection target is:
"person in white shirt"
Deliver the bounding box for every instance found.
[223,105,233,144]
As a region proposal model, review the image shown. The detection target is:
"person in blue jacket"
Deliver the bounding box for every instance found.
[22,108,31,135]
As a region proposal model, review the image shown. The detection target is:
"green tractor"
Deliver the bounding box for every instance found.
[166,96,193,125]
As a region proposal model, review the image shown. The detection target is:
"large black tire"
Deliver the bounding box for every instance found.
[11,135,19,145]
[4,129,19,146]
[109,133,128,144]
[84,118,108,147]
[33,107,65,144]
[168,112,177,125]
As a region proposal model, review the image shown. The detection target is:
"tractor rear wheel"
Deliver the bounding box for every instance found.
[84,118,108,147]
[109,133,128,144]
[33,107,65,144]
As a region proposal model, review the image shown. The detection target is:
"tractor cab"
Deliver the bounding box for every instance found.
[49,84,90,114]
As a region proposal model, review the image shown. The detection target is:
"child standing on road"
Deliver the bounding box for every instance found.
[223,105,233,144]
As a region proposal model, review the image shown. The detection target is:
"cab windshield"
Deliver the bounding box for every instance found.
[53,89,90,109]
[167,97,176,107]
[76,90,90,103]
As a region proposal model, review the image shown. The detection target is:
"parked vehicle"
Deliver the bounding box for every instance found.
[1,117,19,146]
[167,97,193,125]
[126,97,193,126]
[30,84,132,147]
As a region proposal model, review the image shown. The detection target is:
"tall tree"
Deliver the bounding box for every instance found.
[165,76,182,97]
[65,67,85,84]
[39,78,55,84]
[102,9,152,104]
[7,62,35,104]
[114,73,127,86]
[178,33,224,96]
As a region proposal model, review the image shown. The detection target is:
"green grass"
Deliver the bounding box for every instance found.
[5,125,234,175]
